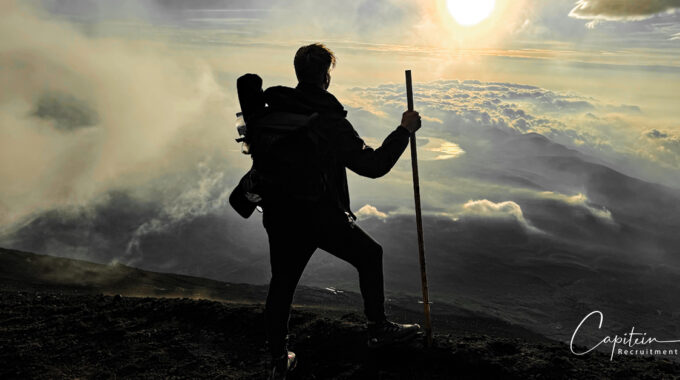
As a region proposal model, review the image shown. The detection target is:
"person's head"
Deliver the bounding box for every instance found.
[294,43,336,90]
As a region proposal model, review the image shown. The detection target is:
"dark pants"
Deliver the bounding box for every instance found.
[263,200,386,357]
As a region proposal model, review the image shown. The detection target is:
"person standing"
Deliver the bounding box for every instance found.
[260,43,423,380]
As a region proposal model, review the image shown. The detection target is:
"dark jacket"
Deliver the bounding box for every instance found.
[263,82,411,219]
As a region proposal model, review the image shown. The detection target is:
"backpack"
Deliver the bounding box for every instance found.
[229,75,330,218]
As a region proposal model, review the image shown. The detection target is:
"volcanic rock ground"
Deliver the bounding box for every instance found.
[1,248,679,379]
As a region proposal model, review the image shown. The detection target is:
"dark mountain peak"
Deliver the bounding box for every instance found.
[523,132,549,141]
[498,132,579,159]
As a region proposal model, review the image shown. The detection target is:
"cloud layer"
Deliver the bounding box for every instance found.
[347,79,680,188]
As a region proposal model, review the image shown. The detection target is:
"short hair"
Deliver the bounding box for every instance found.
[294,43,336,84]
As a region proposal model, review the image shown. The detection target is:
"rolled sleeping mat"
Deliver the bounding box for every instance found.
[236,73,266,123]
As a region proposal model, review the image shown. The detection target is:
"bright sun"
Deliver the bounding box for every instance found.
[446,0,496,26]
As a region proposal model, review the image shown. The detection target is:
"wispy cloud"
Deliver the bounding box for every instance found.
[460,199,541,233]
[355,204,388,220]
[569,0,680,22]
[421,137,466,160]
[537,192,614,223]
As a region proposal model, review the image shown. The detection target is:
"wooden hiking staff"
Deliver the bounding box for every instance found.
[405,70,433,347]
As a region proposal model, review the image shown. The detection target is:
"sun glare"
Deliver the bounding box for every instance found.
[446,0,496,26]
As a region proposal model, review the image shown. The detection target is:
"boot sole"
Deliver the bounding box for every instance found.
[367,329,423,349]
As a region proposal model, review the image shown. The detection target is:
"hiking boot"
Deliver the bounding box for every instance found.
[269,351,297,380]
[367,320,422,348]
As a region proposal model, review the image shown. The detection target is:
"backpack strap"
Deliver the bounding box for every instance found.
[253,112,318,133]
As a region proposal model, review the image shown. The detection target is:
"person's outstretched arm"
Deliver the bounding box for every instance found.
[337,111,421,179]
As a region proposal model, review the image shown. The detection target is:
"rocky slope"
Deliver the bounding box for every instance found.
[1,248,679,379]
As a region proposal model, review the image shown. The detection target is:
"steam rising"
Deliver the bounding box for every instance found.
[0,1,236,231]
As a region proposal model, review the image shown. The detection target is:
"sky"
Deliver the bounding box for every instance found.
[0,0,678,241]
[1,0,679,228]
[2,0,680,343]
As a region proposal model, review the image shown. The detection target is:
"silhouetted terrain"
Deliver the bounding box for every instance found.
[2,247,680,379]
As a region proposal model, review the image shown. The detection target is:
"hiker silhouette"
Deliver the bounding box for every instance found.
[235,43,422,379]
